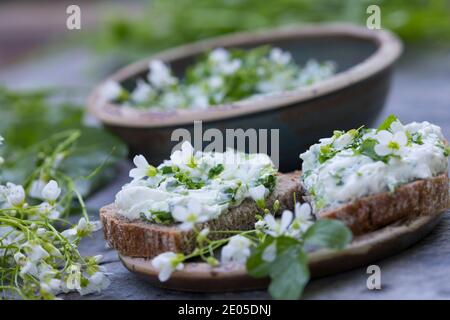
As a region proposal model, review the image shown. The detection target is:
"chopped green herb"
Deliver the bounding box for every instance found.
[257,174,276,192]
[411,132,424,145]
[174,171,204,189]
[377,114,398,131]
[208,164,224,179]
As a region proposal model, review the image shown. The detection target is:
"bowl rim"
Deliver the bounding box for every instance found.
[87,23,403,128]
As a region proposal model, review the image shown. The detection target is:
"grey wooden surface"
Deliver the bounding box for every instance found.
[1,45,449,300]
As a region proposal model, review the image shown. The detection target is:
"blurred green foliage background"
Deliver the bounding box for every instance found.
[91,0,450,61]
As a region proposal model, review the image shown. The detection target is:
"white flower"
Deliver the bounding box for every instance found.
[77,218,102,236]
[172,199,210,231]
[152,252,184,282]
[186,86,210,110]
[41,180,61,202]
[218,59,241,75]
[29,179,47,199]
[333,133,353,149]
[249,185,268,209]
[209,48,230,64]
[207,76,223,89]
[159,91,185,110]
[20,261,38,277]
[255,219,267,229]
[263,210,293,237]
[290,202,314,235]
[99,80,122,102]
[38,202,61,219]
[42,278,62,295]
[148,60,176,89]
[22,241,50,262]
[262,242,277,262]
[170,141,196,168]
[221,235,251,265]
[249,185,267,201]
[131,79,155,103]
[14,252,27,265]
[129,155,157,180]
[390,120,405,133]
[269,47,291,65]
[257,72,292,94]
[61,218,102,241]
[4,182,25,207]
[37,262,58,280]
[374,130,408,157]
[209,48,241,75]
[78,272,110,296]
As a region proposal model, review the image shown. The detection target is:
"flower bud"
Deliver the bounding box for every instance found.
[41,180,61,202]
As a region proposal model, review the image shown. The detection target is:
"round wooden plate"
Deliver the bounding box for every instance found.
[119,212,444,292]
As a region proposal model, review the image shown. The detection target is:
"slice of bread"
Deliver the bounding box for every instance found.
[101,171,301,258]
[313,173,449,235]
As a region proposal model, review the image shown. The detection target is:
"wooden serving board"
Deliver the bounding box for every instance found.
[119,212,444,292]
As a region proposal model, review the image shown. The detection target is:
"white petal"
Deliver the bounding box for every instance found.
[249,185,266,201]
[187,199,202,214]
[376,130,393,144]
[390,121,403,133]
[262,242,277,262]
[393,131,407,146]
[181,141,194,157]
[133,155,149,169]
[172,206,188,221]
[296,202,312,220]
[129,168,146,179]
[41,180,61,202]
[264,214,278,230]
[374,144,391,156]
[280,210,293,232]
[179,222,194,231]
[158,267,173,282]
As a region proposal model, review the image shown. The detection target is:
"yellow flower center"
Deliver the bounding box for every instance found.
[388,141,400,150]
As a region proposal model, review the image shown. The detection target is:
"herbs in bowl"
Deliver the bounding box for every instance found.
[99,46,335,111]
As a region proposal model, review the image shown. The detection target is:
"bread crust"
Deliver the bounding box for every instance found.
[315,173,449,235]
[101,171,301,258]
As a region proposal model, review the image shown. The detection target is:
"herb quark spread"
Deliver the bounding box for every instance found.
[115,141,276,227]
[300,116,449,212]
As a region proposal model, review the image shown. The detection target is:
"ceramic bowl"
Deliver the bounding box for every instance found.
[87,24,402,171]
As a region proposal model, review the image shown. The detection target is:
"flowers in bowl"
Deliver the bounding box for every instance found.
[100,46,336,110]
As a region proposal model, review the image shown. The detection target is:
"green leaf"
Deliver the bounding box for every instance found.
[246,237,277,278]
[267,246,309,300]
[377,114,398,132]
[207,164,224,179]
[174,171,204,189]
[247,236,309,300]
[411,132,423,145]
[356,138,389,163]
[318,144,338,163]
[303,219,352,250]
[257,174,276,192]
[0,87,127,197]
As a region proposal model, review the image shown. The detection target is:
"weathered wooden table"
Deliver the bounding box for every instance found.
[1,45,449,300]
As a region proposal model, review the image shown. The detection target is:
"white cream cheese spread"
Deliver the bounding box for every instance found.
[115,141,276,227]
[300,116,449,212]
